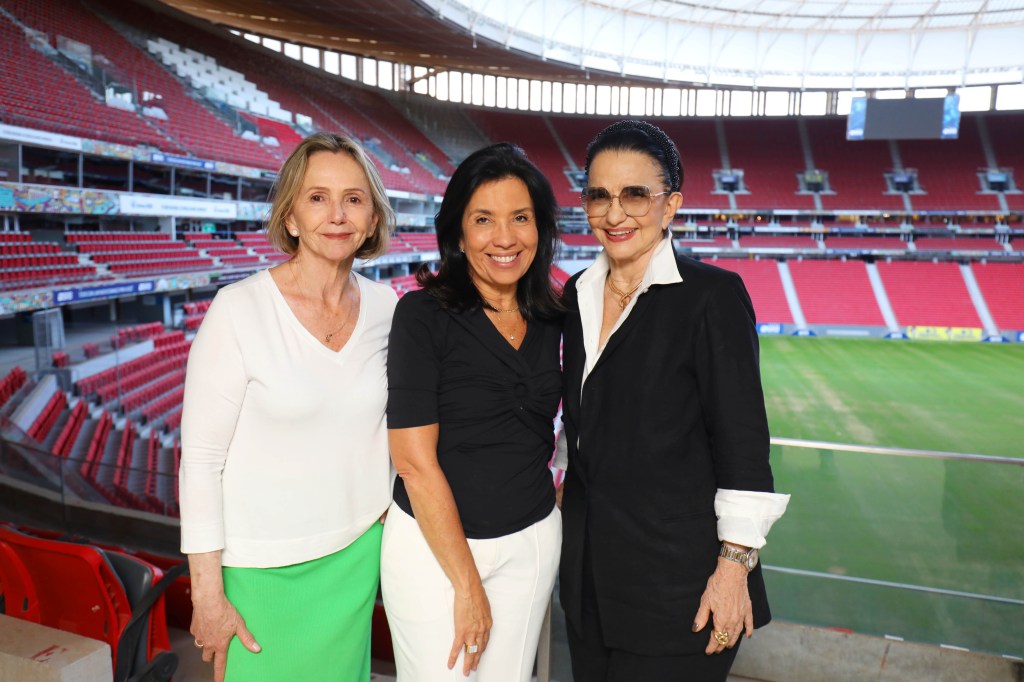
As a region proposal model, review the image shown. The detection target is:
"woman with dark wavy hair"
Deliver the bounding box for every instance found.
[381,142,563,682]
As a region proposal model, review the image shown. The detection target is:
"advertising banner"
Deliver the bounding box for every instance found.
[119,194,238,219]
[905,326,983,342]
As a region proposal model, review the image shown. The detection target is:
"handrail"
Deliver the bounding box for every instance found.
[770,436,1024,466]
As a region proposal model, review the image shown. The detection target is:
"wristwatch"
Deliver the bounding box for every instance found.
[719,543,759,571]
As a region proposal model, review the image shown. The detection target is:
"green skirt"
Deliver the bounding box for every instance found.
[222,522,383,681]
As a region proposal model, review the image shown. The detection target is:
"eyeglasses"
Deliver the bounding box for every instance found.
[581,185,669,218]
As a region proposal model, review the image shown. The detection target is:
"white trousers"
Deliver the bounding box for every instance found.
[381,503,561,682]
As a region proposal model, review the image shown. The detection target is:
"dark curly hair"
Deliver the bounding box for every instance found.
[416,143,563,320]
[584,120,684,193]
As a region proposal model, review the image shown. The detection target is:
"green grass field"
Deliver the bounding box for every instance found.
[756,337,1024,656]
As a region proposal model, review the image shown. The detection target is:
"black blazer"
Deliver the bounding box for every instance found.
[559,253,776,656]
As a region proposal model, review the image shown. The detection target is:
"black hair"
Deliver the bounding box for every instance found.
[584,119,684,193]
[417,143,563,320]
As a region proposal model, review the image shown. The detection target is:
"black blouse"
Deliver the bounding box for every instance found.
[386,289,561,539]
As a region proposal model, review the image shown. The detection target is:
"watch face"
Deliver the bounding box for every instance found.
[745,548,759,570]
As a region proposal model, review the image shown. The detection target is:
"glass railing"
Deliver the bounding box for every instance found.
[762,438,1023,658]
[537,437,1024,681]
[0,434,181,543]
[4,431,1021,678]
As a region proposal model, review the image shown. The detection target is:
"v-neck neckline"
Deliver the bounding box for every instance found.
[263,268,366,358]
[478,306,531,355]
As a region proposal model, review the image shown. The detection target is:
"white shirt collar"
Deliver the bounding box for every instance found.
[576,235,681,383]
[576,234,681,294]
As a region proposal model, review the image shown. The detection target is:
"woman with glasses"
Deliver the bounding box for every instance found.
[557,120,789,681]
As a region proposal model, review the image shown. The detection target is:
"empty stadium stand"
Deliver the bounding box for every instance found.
[708,258,794,324]
[740,236,821,249]
[876,261,982,328]
[804,119,905,211]
[788,260,886,327]
[898,118,1000,212]
[471,110,579,206]
[726,119,816,211]
[971,262,1024,331]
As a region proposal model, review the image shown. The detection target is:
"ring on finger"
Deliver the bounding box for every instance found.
[713,630,729,646]
[194,638,205,648]
[464,643,480,654]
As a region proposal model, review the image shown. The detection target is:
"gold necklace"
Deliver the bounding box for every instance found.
[606,275,643,311]
[484,300,524,341]
[291,262,353,343]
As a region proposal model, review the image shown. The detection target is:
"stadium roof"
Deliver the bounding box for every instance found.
[157,0,1024,89]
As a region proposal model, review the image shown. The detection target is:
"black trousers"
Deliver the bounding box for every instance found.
[566,544,740,682]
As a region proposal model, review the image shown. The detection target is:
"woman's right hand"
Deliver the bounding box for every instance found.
[190,592,261,682]
[448,582,492,676]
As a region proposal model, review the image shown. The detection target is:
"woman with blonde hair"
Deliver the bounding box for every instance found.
[180,132,397,681]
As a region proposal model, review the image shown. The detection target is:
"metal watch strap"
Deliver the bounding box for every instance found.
[719,543,754,570]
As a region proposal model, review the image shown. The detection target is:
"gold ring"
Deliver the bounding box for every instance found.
[714,630,729,646]
[194,638,205,648]
[464,643,480,654]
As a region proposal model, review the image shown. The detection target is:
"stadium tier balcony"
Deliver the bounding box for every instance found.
[675,235,733,248]
[986,113,1024,211]
[3,0,279,169]
[912,236,1004,252]
[726,119,816,211]
[739,236,821,249]
[0,11,166,150]
[825,236,907,251]
[804,119,905,211]
[788,260,886,326]
[898,120,1000,211]
[876,261,982,328]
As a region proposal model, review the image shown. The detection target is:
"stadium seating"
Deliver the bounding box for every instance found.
[0,9,167,149]
[0,367,28,409]
[726,119,816,210]
[898,120,999,212]
[561,233,600,247]
[825,236,907,251]
[471,110,579,206]
[876,261,982,328]
[0,525,178,680]
[739,236,820,249]
[388,274,421,298]
[675,234,733,248]
[804,119,905,211]
[707,258,794,324]
[788,260,885,326]
[3,0,278,168]
[970,262,1024,331]
[912,236,1004,252]
[984,113,1024,211]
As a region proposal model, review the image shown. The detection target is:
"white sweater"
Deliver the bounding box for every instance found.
[179,269,397,568]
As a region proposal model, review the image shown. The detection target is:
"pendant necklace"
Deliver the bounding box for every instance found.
[606,275,642,311]
[484,300,522,341]
[292,262,352,343]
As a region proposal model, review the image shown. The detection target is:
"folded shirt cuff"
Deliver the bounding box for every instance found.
[715,488,791,549]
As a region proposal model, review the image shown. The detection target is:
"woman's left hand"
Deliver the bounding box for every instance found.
[691,558,754,655]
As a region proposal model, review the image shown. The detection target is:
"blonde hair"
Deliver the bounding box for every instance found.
[265,132,394,259]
